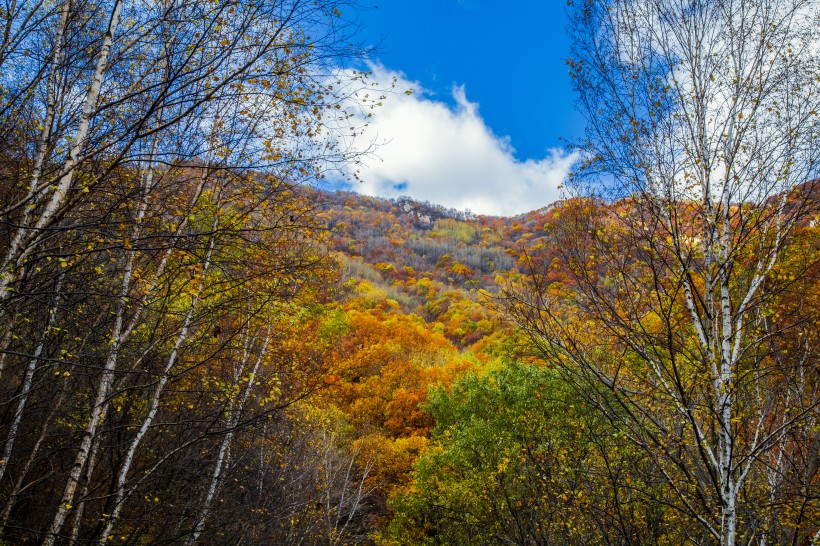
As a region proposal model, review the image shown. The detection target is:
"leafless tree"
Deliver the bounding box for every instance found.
[508,1,820,544]
[0,0,375,543]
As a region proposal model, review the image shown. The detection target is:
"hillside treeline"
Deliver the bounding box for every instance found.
[2,0,820,545]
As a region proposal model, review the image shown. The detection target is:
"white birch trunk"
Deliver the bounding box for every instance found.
[97,214,219,544]
[0,0,122,304]
[66,418,106,545]
[184,322,272,546]
[20,0,71,215]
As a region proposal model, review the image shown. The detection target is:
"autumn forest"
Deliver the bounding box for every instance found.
[1,0,820,545]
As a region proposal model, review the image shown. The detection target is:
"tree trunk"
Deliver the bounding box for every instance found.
[98,215,218,544]
[184,322,272,546]
[0,0,122,304]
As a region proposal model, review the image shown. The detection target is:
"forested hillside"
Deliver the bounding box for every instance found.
[2,0,820,545]
[316,190,537,345]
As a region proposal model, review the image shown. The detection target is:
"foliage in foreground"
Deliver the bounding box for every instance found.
[381,362,691,545]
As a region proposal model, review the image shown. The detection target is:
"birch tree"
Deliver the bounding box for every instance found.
[0,0,367,308]
[508,0,820,544]
[0,0,372,542]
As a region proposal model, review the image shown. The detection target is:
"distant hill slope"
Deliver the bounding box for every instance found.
[316,190,565,284]
[312,190,564,347]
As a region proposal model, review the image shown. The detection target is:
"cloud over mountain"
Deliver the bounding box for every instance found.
[339,65,577,216]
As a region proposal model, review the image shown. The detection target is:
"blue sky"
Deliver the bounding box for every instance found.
[357,1,582,158]
[332,1,584,216]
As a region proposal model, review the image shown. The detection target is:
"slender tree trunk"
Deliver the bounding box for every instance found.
[67,416,106,545]
[184,322,272,546]
[0,0,122,304]
[98,215,219,544]
[719,271,737,546]
[23,0,70,211]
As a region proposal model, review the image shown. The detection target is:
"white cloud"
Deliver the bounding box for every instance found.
[338,65,578,216]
